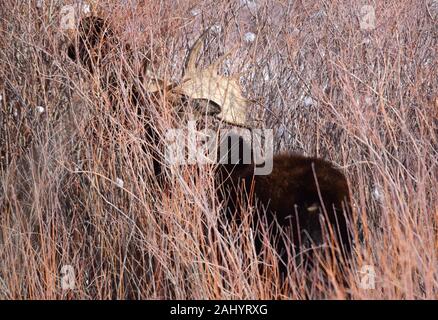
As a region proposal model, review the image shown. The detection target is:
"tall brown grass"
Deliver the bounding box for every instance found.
[0,0,437,299]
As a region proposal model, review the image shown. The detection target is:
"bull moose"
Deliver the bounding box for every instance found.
[66,14,353,281]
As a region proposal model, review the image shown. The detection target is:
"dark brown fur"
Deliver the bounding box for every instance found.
[215,133,353,279]
[219,152,352,271]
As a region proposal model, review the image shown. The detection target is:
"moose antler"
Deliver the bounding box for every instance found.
[143,33,248,126]
[176,35,247,126]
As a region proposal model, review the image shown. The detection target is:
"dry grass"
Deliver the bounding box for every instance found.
[0,0,437,299]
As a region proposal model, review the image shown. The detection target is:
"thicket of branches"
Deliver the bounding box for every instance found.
[0,0,437,299]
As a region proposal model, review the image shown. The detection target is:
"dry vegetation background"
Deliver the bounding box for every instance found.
[0,0,437,299]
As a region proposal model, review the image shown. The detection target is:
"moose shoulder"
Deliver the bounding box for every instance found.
[216,134,352,272]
